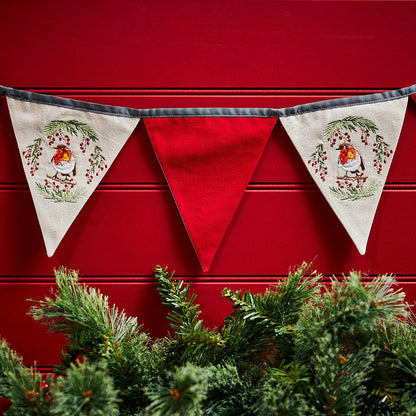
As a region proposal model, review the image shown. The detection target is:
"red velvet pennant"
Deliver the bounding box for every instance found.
[145,117,277,271]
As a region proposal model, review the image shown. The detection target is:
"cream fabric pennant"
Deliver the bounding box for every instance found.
[280,97,408,255]
[7,97,140,256]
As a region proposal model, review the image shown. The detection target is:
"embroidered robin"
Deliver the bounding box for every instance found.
[337,141,365,177]
[51,144,76,180]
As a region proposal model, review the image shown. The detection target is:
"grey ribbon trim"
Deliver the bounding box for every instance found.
[278,84,416,117]
[1,84,416,118]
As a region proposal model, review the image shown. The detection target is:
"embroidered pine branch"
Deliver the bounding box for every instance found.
[43,120,99,143]
[323,115,378,141]
[329,178,380,201]
[35,182,86,203]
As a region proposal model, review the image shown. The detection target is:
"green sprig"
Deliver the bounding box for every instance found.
[155,266,225,365]
[323,116,378,140]
[29,267,141,361]
[35,182,87,203]
[44,120,98,142]
[329,179,380,201]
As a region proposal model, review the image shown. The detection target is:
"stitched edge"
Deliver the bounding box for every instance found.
[1,84,415,118]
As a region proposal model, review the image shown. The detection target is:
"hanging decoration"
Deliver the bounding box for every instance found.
[279,97,407,255]
[6,96,140,257]
[0,83,415,270]
[145,116,277,271]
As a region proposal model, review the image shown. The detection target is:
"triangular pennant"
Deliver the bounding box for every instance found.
[7,97,140,256]
[145,117,277,271]
[280,97,408,255]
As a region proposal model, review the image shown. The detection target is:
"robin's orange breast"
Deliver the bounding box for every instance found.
[53,150,72,165]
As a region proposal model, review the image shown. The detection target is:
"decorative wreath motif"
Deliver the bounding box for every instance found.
[308,116,392,201]
[22,120,107,203]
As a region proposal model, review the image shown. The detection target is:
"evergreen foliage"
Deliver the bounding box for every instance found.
[29,267,141,368]
[43,120,98,142]
[1,263,416,415]
[0,340,23,396]
[51,360,118,416]
[3,366,54,416]
[323,116,378,140]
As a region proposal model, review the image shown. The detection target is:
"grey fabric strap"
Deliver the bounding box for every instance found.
[1,84,415,118]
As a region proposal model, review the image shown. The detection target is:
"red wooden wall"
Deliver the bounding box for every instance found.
[0,1,416,371]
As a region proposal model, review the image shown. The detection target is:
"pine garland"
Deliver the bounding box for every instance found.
[1,263,416,415]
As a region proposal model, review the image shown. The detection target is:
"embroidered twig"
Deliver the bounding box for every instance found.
[329,179,380,201]
[46,174,77,186]
[337,176,368,182]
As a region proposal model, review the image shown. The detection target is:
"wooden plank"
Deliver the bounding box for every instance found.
[0,1,415,89]
[0,188,415,276]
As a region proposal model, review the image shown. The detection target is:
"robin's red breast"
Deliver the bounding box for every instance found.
[337,142,364,175]
[51,144,76,179]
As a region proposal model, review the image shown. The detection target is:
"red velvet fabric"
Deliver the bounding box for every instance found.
[145,117,277,271]
[412,94,416,103]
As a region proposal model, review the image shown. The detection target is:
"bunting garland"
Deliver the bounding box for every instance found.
[1,84,415,270]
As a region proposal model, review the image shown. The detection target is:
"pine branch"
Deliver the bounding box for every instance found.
[107,334,164,413]
[220,262,320,363]
[0,338,24,397]
[154,266,200,331]
[145,363,208,416]
[202,363,248,416]
[52,359,118,416]
[154,266,225,365]
[307,332,376,415]
[29,267,141,362]
[4,365,55,416]
[252,363,314,416]
[295,271,407,364]
[13,263,416,415]
[224,262,319,330]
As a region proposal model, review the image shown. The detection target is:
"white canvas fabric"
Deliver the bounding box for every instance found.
[7,97,140,256]
[280,96,408,255]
